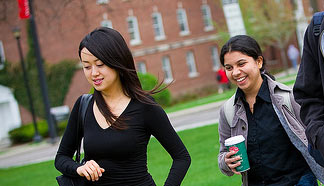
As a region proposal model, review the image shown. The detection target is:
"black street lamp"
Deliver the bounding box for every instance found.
[28,0,57,143]
[13,26,42,143]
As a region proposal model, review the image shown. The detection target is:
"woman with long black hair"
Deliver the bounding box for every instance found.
[55,27,191,186]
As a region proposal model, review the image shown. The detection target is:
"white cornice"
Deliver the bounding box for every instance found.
[132,34,219,57]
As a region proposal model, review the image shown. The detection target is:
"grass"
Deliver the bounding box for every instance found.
[0,124,241,186]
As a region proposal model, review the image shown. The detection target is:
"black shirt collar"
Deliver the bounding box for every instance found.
[234,75,271,104]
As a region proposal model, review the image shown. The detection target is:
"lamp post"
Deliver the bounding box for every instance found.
[28,0,57,143]
[13,27,42,143]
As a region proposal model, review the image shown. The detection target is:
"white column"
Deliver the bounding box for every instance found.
[222,0,246,37]
[294,0,309,54]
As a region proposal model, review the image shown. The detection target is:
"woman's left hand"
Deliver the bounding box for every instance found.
[76,160,105,181]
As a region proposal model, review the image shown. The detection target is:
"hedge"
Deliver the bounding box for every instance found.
[0,21,78,118]
[138,73,172,107]
[9,120,68,144]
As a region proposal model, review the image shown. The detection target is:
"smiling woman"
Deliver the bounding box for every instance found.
[54,27,191,186]
[217,35,324,186]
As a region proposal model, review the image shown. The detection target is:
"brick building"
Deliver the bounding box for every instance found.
[0,0,323,123]
[0,0,226,108]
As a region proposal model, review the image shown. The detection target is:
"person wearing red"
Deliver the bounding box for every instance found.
[217,67,230,93]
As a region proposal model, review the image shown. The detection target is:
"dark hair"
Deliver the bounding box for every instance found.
[219,35,274,80]
[79,27,162,130]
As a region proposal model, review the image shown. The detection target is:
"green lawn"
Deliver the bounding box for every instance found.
[0,124,241,186]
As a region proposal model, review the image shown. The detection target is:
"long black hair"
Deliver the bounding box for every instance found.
[79,27,163,129]
[219,35,275,80]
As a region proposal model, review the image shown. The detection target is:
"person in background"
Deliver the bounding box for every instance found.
[287,44,300,71]
[216,66,230,93]
[55,27,191,186]
[217,35,323,186]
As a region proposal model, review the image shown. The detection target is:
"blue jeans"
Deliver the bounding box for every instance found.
[291,59,298,69]
[295,170,318,186]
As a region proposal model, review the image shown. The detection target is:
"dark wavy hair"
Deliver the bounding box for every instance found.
[79,27,163,129]
[219,35,274,80]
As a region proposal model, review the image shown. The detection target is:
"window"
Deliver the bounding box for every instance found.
[0,41,5,70]
[96,0,109,4]
[136,62,147,74]
[201,4,214,31]
[176,8,190,36]
[127,16,141,45]
[162,56,173,83]
[101,20,112,28]
[186,51,198,77]
[101,13,113,28]
[222,0,246,36]
[210,46,220,71]
[152,12,166,41]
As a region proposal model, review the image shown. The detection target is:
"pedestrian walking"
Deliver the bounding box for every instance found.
[216,67,230,93]
[55,27,191,186]
[217,35,324,186]
[287,44,300,70]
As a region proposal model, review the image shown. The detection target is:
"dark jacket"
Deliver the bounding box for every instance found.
[293,13,324,160]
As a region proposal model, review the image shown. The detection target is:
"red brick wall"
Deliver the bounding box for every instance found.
[1,0,314,123]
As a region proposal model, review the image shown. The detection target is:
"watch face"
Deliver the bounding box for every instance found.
[321,30,324,58]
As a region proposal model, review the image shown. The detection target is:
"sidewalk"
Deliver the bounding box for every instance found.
[0,139,61,168]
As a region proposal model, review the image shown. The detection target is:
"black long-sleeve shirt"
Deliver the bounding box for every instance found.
[55,96,191,186]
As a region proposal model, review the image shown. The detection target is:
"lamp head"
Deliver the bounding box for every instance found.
[12,27,21,39]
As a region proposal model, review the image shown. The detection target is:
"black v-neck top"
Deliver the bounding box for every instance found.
[55,96,191,186]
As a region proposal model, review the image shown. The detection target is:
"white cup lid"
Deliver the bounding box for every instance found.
[225,135,245,146]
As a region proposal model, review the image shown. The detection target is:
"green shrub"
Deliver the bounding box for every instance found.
[0,22,78,119]
[57,120,68,136]
[9,120,68,144]
[9,120,48,143]
[47,60,78,107]
[137,73,172,107]
[0,60,77,119]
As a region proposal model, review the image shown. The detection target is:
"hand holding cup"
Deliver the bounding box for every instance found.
[224,135,250,173]
[225,150,242,175]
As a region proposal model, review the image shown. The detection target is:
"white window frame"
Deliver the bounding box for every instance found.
[0,41,5,70]
[127,16,142,46]
[176,8,190,36]
[96,0,109,5]
[186,51,199,78]
[101,19,113,28]
[136,62,147,74]
[210,46,221,71]
[201,4,214,31]
[162,56,173,83]
[152,12,166,41]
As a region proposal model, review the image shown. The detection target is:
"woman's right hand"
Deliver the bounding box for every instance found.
[76,160,105,181]
[224,151,242,175]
